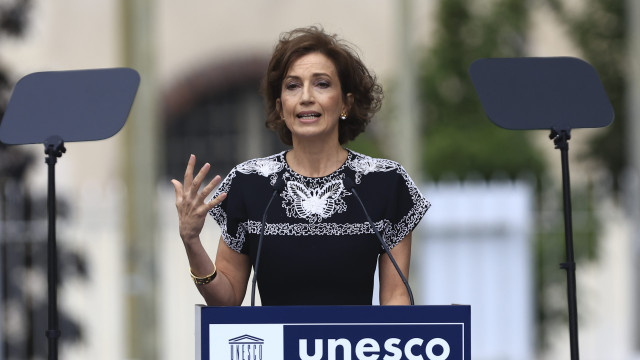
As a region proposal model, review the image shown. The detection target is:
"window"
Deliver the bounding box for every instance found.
[164,56,286,180]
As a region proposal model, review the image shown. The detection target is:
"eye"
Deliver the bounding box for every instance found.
[316,80,330,88]
[284,81,301,90]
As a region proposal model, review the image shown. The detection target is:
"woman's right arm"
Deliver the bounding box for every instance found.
[171,154,251,306]
[184,235,251,306]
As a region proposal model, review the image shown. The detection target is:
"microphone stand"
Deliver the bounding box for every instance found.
[251,181,284,306]
[344,178,414,305]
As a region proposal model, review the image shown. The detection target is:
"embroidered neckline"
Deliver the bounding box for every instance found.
[280,149,352,180]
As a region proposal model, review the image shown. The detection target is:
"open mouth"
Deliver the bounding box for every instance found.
[297,112,321,120]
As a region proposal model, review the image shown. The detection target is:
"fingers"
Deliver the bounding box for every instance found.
[207,192,227,211]
[198,174,222,200]
[200,175,227,210]
[170,179,183,199]
[191,162,211,193]
[170,178,182,191]
[183,154,196,189]
[178,155,226,208]
[184,154,215,195]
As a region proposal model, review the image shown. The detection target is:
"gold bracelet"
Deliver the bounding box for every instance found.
[190,264,217,286]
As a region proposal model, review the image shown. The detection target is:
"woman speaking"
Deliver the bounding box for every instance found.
[171,26,430,306]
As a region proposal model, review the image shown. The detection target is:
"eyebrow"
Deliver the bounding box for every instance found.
[284,72,333,81]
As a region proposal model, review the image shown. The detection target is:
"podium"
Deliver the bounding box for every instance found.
[196,305,470,359]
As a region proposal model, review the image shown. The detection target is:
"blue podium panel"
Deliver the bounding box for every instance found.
[196,305,470,360]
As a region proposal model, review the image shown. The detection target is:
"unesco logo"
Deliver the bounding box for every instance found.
[298,337,450,360]
[228,334,264,360]
[284,324,460,360]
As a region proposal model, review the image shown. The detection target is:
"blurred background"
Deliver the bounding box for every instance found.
[0,0,639,359]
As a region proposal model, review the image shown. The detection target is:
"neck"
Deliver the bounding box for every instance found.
[287,140,347,178]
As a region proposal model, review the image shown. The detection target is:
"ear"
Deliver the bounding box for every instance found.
[343,93,354,113]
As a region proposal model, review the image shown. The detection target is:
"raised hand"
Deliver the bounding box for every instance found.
[171,154,227,243]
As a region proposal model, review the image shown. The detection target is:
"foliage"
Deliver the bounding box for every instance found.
[0,0,31,108]
[348,131,385,159]
[1,1,87,358]
[420,0,546,181]
[421,0,615,352]
[544,0,627,186]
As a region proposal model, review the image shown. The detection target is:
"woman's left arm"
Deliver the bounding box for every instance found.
[378,232,412,305]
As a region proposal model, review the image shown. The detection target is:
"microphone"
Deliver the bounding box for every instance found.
[251,177,285,306]
[343,177,415,305]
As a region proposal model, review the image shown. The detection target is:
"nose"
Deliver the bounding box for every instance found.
[300,83,314,104]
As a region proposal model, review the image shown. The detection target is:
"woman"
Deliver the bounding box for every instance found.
[171,26,430,306]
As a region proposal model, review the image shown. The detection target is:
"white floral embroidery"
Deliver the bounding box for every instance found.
[236,158,284,177]
[348,155,398,183]
[284,179,346,223]
[245,219,386,236]
[235,155,284,184]
[210,149,431,253]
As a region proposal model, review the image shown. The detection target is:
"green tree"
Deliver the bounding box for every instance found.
[419,0,607,352]
[544,0,627,185]
[420,0,546,181]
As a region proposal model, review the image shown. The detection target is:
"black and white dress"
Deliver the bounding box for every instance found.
[209,149,430,305]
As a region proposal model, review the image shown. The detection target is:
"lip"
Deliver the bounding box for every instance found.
[296,111,321,123]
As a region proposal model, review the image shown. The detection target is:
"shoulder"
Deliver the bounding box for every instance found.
[345,149,407,183]
[216,152,286,195]
[347,150,402,172]
[231,151,286,178]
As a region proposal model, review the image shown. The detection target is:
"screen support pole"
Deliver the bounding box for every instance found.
[550,128,579,360]
[44,135,65,360]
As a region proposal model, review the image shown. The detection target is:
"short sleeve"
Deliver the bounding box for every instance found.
[208,168,248,253]
[381,164,430,249]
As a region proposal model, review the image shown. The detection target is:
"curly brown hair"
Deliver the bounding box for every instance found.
[261,26,383,146]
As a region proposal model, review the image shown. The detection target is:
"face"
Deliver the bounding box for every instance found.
[277,52,352,145]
